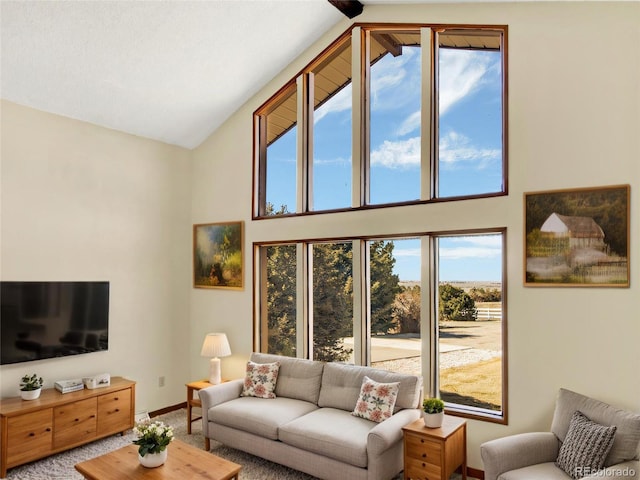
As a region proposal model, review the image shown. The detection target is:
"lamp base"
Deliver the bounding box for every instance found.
[209,357,222,385]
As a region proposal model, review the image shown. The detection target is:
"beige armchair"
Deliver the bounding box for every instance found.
[481,388,640,480]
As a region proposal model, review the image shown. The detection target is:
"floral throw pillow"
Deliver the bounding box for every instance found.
[241,361,280,399]
[352,376,400,423]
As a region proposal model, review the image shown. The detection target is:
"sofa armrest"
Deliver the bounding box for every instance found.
[582,460,639,480]
[198,379,243,436]
[481,432,560,480]
[367,409,422,456]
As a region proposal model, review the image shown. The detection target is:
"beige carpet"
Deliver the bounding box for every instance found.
[4,408,462,479]
[4,408,319,480]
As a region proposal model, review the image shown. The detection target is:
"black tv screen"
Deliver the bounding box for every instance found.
[1,281,109,365]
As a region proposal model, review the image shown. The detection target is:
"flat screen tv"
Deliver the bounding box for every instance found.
[1,281,109,365]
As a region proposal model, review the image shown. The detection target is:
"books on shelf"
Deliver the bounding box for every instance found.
[54,379,84,394]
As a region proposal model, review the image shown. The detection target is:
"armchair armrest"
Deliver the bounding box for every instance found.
[367,409,422,456]
[481,432,560,480]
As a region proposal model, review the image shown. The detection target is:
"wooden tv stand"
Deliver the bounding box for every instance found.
[0,376,135,477]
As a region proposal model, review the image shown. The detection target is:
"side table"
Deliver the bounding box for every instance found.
[186,380,212,434]
[402,415,467,480]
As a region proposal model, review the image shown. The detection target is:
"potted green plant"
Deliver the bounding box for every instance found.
[422,397,445,428]
[20,374,44,400]
[133,420,175,468]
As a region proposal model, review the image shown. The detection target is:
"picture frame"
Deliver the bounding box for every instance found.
[524,185,629,287]
[193,221,244,290]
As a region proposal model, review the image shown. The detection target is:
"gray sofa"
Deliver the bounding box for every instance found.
[199,352,423,480]
[481,388,640,480]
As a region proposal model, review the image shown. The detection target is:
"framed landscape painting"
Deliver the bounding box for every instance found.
[193,221,244,290]
[524,185,629,287]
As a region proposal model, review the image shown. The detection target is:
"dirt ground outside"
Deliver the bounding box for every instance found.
[370,319,503,411]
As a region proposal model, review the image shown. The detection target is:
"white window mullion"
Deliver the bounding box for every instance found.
[298,243,310,358]
[352,27,367,208]
[421,236,438,398]
[297,74,314,213]
[352,240,368,365]
[421,27,434,201]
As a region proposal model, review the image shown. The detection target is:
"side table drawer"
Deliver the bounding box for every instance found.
[405,432,442,464]
[405,457,442,479]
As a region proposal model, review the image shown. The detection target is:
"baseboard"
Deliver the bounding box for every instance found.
[150,402,186,418]
[467,466,485,479]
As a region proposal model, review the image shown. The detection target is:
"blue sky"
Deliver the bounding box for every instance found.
[267,42,503,282]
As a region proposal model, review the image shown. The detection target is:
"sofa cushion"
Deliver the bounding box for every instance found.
[352,376,399,423]
[555,411,617,479]
[551,388,640,466]
[498,462,571,480]
[208,397,318,440]
[279,407,374,468]
[318,362,422,412]
[241,360,280,399]
[251,353,324,404]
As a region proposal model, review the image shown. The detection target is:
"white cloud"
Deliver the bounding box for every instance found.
[392,236,501,261]
[314,83,352,123]
[441,235,502,259]
[370,136,420,169]
[369,130,499,170]
[396,110,420,136]
[439,49,493,116]
[313,156,350,166]
[439,246,500,259]
[394,248,421,257]
[439,131,500,169]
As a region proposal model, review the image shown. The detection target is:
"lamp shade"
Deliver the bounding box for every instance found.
[200,333,231,358]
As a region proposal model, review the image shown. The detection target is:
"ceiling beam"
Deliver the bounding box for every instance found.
[371,33,402,57]
[328,0,364,19]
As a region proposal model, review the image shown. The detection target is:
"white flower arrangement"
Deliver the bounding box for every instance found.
[132,420,175,456]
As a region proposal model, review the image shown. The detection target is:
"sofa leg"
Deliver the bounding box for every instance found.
[205,437,210,451]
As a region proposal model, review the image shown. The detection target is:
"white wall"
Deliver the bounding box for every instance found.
[191,2,640,470]
[0,100,192,413]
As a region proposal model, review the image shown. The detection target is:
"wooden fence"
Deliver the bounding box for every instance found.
[476,307,502,320]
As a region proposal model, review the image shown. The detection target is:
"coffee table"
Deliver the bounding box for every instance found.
[75,439,241,480]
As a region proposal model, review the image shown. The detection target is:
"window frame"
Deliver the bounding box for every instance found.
[254,227,508,424]
[253,23,508,220]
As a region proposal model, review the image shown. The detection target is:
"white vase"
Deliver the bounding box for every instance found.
[138,448,168,468]
[20,388,41,401]
[423,411,444,428]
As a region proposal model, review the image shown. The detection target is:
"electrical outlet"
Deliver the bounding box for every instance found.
[158,376,165,388]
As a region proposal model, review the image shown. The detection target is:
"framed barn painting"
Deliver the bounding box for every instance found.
[193,221,244,290]
[524,185,629,287]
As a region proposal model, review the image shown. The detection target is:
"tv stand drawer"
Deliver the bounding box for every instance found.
[0,377,135,477]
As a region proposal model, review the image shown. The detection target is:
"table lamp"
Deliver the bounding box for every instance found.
[200,333,231,385]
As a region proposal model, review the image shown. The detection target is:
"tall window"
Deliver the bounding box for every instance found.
[369,31,422,205]
[436,233,505,416]
[256,230,506,422]
[260,84,297,215]
[254,22,507,424]
[435,30,504,198]
[311,242,353,361]
[261,244,297,355]
[254,25,506,217]
[312,38,353,211]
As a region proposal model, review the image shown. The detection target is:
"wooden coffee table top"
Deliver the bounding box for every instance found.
[75,439,241,480]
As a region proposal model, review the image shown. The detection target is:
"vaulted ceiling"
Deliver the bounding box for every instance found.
[1,0,521,150]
